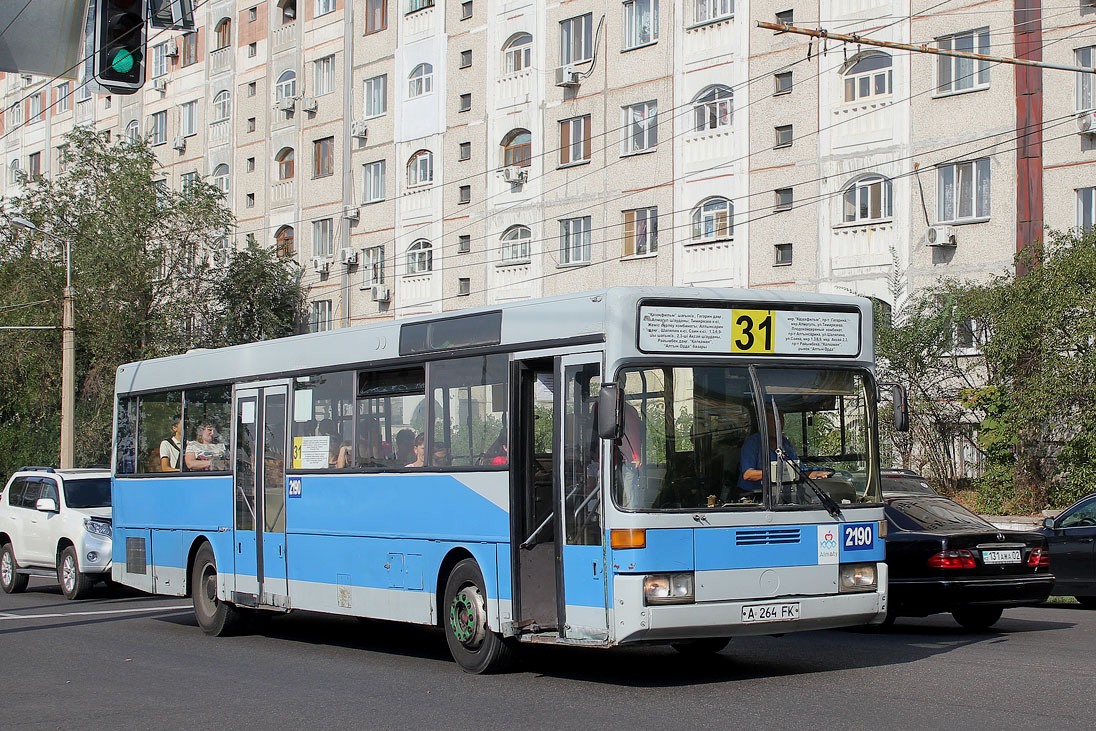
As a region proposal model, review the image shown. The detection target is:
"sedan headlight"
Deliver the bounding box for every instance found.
[84,518,112,538]
[643,572,695,605]
[839,563,877,592]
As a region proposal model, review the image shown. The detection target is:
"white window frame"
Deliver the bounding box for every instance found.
[364,74,387,118]
[560,14,593,66]
[364,245,385,286]
[843,53,892,104]
[180,171,200,191]
[180,100,199,136]
[936,28,990,95]
[275,70,297,101]
[500,225,531,262]
[841,175,893,224]
[623,207,658,257]
[310,300,332,333]
[692,85,733,132]
[408,63,433,98]
[560,216,591,264]
[504,33,532,75]
[363,160,386,203]
[54,83,71,113]
[694,0,733,24]
[27,93,42,123]
[407,239,433,274]
[623,0,658,50]
[1077,187,1095,233]
[407,150,433,187]
[125,120,141,142]
[211,91,230,122]
[937,159,991,223]
[150,111,168,145]
[313,218,334,258]
[314,55,335,96]
[1077,47,1095,112]
[691,197,733,241]
[152,42,171,78]
[211,164,230,193]
[623,100,657,154]
[315,0,337,17]
[560,116,590,165]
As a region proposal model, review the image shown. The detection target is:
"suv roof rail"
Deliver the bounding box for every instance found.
[84,464,110,470]
[16,466,56,473]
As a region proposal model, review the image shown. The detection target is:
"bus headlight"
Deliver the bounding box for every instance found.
[839,563,877,592]
[643,573,695,605]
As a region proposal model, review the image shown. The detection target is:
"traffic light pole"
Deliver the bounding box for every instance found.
[61,279,75,469]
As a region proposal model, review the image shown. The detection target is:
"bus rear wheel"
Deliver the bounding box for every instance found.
[442,558,513,674]
[191,543,243,636]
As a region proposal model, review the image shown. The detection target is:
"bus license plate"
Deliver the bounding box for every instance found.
[741,602,801,623]
[981,549,1021,565]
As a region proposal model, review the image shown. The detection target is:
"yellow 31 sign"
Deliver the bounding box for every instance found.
[731,309,775,353]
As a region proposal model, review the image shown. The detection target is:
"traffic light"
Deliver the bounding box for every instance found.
[93,0,147,94]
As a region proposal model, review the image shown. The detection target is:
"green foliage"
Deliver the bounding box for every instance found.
[207,241,307,346]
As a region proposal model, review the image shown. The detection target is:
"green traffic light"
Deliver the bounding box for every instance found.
[110,49,135,74]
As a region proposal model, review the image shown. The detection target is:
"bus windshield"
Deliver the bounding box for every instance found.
[612,365,880,511]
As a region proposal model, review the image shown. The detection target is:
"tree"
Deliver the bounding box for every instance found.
[207,237,307,346]
[0,129,232,472]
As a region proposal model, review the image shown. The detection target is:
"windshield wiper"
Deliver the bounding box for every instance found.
[783,453,845,521]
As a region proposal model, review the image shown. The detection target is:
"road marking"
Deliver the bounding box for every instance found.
[0,604,191,621]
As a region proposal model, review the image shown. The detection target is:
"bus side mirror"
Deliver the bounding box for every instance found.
[597,383,622,439]
[891,384,910,432]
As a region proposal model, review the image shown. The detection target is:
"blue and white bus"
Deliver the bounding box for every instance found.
[111,287,898,672]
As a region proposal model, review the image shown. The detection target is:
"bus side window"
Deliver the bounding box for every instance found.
[426,354,508,469]
[292,371,354,470]
[565,364,601,546]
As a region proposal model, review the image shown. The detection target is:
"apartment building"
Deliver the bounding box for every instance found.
[2,1,1095,332]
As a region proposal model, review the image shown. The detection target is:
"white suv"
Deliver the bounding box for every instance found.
[0,468,112,599]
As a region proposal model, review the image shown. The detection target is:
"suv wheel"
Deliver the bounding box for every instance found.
[1,543,29,594]
[58,546,93,600]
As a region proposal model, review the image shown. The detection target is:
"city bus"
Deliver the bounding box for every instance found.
[111,287,900,673]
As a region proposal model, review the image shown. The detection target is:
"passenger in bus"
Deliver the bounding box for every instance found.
[316,419,351,469]
[405,432,426,467]
[482,431,508,466]
[738,410,828,494]
[185,422,228,471]
[395,428,416,465]
[356,419,390,467]
[158,416,182,472]
[432,442,452,467]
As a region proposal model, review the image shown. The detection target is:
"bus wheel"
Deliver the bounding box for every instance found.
[191,543,243,636]
[442,558,514,674]
[0,543,28,594]
[671,637,731,655]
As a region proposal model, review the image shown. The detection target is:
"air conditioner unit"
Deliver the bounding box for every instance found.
[164,39,179,57]
[343,206,360,221]
[350,120,368,139]
[554,65,581,87]
[301,97,318,113]
[172,136,186,152]
[927,225,957,247]
[339,248,358,264]
[275,97,295,112]
[501,166,528,184]
[1077,110,1096,135]
[310,256,330,274]
[153,78,168,92]
[371,285,391,303]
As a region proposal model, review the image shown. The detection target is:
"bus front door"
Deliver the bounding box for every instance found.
[232,383,290,608]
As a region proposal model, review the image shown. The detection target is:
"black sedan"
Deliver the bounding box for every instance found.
[883,476,1054,630]
[1037,493,1096,607]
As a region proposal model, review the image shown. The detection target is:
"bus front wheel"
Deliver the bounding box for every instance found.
[191,543,243,636]
[442,558,514,674]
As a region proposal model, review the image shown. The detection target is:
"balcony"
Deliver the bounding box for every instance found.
[272,22,297,53]
[75,99,94,125]
[830,100,893,149]
[496,68,533,108]
[682,127,734,172]
[271,179,295,207]
[683,15,735,66]
[399,186,434,219]
[492,261,536,301]
[404,5,435,39]
[681,237,744,286]
[209,47,232,75]
[399,272,433,306]
[829,222,894,270]
[208,119,231,147]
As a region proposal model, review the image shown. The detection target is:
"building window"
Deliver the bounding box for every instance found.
[938,158,991,222]
[364,245,385,285]
[500,226,530,261]
[623,207,657,256]
[458,141,471,161]
[458,185,471,204]
[247,117,256,132]
[246,193,255,208]
[150,111,167,145]
[408,63,433,98]
[249,7,258,21]
[211,164,230,193]
[775,9,793,24]
[366,0,387,33]
[1078,188,1096,233]
[843,53,892,103]
[152,42,171,78]
[460,1,473,19]
[313,218,334,257]
[181,171,200,190]
[27,152,41,179]
[275,70,297,101]
[623,0,658,50]
[180,100,199,136]
[560,14,593,65]
[937,28,990,94]
[458,278,471,296]
[774,71,792,95]
[774,124,792,148]
[182,31,198,66]
[623,100,657,154]
[458,234,472,253]
[504,33,532,74]
[559,115,591,166]
[459,49,472,68]
[774,243,793,266]
[246,157,255,172]
[407,150,433,186]
[212,90,231,122]
[774,188,793,211]
[313,137,334,178]
[310,300,332,332]
[315,0,336,17]
[8,160,20,185]
[314,54,335,96]
[458,93,472,111]
[407,239,433,274]
[248,42,257,57]
[247,82,256,97]
[1077,47,1095,111]
[275,225,296,257]
[214,18,232,50]
[363,160,385,202]
[695,0,733,24]
[125,119,140,142]
[408,0,434,12]
[560,217,592,264]
[276,147,295,179]
[364,74,386,117]
[691,197,732,241]
[502,129,531,167]
[8,103,23,126]
[842,175,892,223]
[54,82,71,113]
[692,85,732,131]
[27,93,43,123]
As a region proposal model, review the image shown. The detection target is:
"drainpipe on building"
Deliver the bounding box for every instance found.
[341,0,355,327]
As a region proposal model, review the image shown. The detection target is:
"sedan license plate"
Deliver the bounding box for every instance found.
[741,602,801,624]
[981,549,1021,565]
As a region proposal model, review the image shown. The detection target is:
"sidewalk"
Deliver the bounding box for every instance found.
[983,512,1058,531]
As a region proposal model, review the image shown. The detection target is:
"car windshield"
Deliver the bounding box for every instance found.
[885,495,991,531]
[63,478,111,509]
[610,365,881,511]
[882,474,937,494]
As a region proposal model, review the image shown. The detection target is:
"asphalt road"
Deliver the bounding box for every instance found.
[2,577,1091,731]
